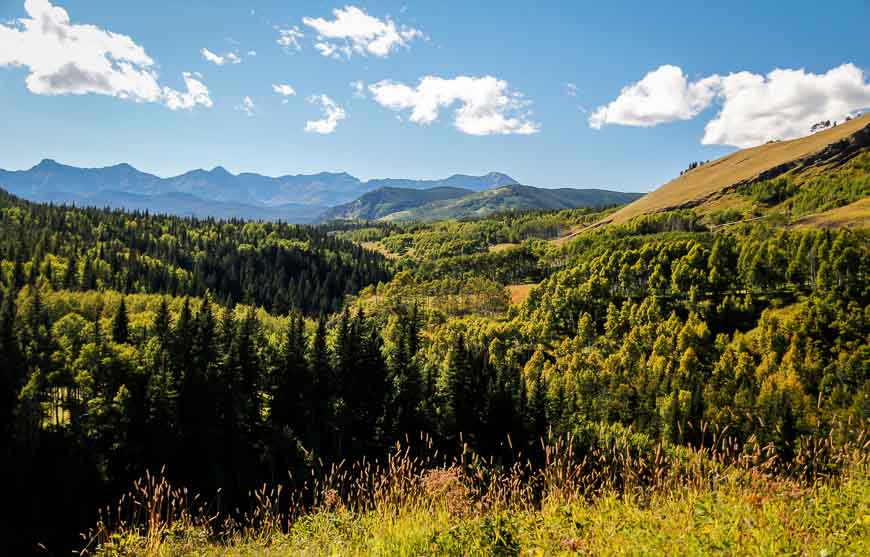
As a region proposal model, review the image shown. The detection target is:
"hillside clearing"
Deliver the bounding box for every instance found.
[507,283,536,304]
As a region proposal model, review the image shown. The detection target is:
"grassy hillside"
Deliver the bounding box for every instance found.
[600,113,870,226]
[321,186,472,221]
[383,184,641,222]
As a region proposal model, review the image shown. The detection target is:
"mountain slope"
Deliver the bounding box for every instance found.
[321,186,472,221]
[598,113,870,227]
[381,184,642,222]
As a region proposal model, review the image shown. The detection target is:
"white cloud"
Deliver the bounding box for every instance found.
[589,63,870,147]
[588,65,720,129]
[566,83,578,97]
[302,5,422,59]
[702,64,870,147]
[369,75,540,136]
[350,80,365,98]
[201,48,225,65]
[272,84,296,97]
[305,94,346,134]
[164,72,214,110]
[201,47,243,65]
[247,50,257,57]
[235,95,255,116]
[276,25,304,51]
[272,83,295,103]
[0,0,211,110]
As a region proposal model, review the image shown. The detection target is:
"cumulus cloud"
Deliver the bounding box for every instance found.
[566,83,578,97]
[369,75,540,136]
[590,63,870,147]
[235,95,255,116]
[305,94,346,134]
[200,47,243,65]
[0,0,211,110]
[588,65,720,129]
[701,64,870,147]
[302,5,422,59]
[276,25,304,51]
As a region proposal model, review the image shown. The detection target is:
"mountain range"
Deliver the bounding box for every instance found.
[0,159,637,223]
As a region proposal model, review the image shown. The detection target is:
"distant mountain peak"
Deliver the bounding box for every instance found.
[33,158,62,170]
[486,171,515,179]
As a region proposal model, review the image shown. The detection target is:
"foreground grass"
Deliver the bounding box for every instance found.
[104,475,865,556]
[86,430,870,556]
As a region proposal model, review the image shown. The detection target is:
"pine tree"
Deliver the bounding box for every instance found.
[152,297,171,348]
[310,314,332,454]
[272,312,310,439]
[172,298,194,379]
[111,298,129,344]
[11,255,25,290]
[63,252,78,290]
[437,333,473,439]
[192,295,217,372]
[0,289,24,445]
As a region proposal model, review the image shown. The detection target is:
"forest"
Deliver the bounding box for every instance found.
[0,188,867,554]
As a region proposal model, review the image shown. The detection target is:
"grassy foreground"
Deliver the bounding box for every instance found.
[83,431,869,556]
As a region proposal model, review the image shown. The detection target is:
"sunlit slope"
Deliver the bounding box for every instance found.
[599,113,870,226]
[792,197,870,228]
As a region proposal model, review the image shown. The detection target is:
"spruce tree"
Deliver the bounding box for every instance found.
[152,298,171,348]
[111,298,129,344]
[0,290,23,445]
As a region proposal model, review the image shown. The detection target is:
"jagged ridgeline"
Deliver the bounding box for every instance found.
[0,188,390,314]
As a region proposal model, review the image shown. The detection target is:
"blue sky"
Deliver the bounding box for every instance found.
[1,1,869,192]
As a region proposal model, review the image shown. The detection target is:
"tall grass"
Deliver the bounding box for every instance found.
[80,423,869,556]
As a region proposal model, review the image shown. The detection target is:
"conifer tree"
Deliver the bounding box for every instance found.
[0,289,23,444]
[152,298,171,348]
[111,298,129,344]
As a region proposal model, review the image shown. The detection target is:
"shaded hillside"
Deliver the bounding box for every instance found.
[599,113,870,226]
[382,184,641,222]
[321,186,472,221]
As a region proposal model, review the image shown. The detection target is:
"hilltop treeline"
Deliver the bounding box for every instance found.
[0,190,867,554]
[0,189,390,315]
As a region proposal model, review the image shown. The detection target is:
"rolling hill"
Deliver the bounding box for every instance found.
[321,186,472,221]
[596,113,870,227]
[376,184,642,222]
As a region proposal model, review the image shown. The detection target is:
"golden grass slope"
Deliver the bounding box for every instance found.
[792,197,870,229]
[600,113,870,226]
